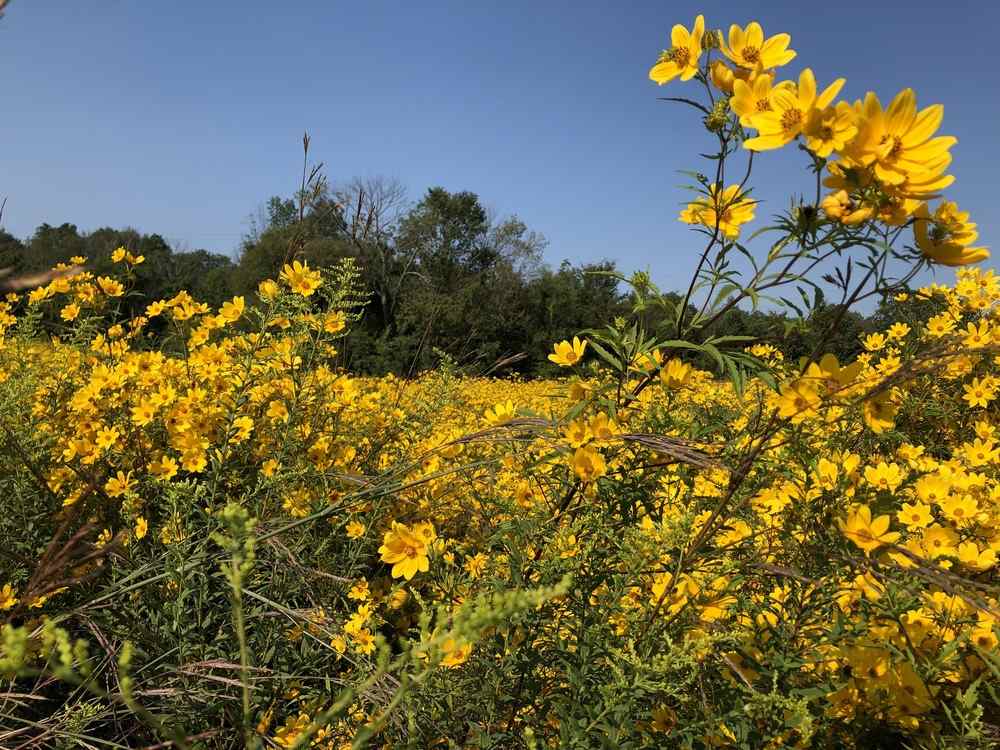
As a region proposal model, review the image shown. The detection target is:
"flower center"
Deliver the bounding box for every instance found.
[780,108,803,133]
[741,46,760,64]
[669,47,691,68]
[878,134,904,160]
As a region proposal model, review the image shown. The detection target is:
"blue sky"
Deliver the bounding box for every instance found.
[1,0,997,293]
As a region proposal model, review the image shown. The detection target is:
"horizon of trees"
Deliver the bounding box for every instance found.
[0,178,902,376]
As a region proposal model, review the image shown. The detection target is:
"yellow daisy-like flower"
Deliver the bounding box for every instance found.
[649,15,705,85]
[379,521,432,581]
[660,357,692,388]
[572,444,606,483]
[821,190,872,225]
[743,68,845,152]
[440,637,473,667]
[709,60,751,95]
[840,504,899,554]
[841,88,956,192]
[679,183,756,240]
[721,21,796,70]
[60,302,81,322]
[0,583,17,611]
[218,296,245,324]
[730,71,793,128]
[548,336,587,367]
[105,470,135,498]
[803,100,857,158]
[280,260,322,297]
[914,201,989,267]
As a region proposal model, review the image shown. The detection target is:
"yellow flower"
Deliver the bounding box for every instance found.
[464,553,487,579]
[280,260,322,297]
[230,415,254,444]
[887,322,911,341]
[322,311,346,334]
[649,15,705,85]
[776,378,821,423]
[720,21,796,70]
[801,353,862,397]
[962,319,992,349]
[351,628,376,655]
[267,399,290,423]
[812,458,839,490]
[105,470,135,498]
[650,706,678,734]
[821,190,872,225]
[484,400,516,425]
[379,521,431,581]
[743,68,845,152]
[914,201,989,267]
[731,72,793,128]
[28,286,52,305]
[388,589,408,609]
[863,390,897,434]
[95,425,121,452]
[0,583,17,610]
[440,637,472,667]
[258,279,281,300]
[958,543,996,572]
[219,296,246,323]
[60,302,81,321]
[863,461,905,492]
[564,417,596,461]
[346,520,365,539]
[660,357,692,388]
[963,377,996,408]
[961,437,999,467]
[97,276,125,297]
[842,89,956,192]
[131,399,157,427]
[914,474,950,505]
[679,183,756,239]
[924,312,956,338]
[803,100,857,158]
[919,524,958,558]
[572,444,606,482]
[939,494,978,526]
[548,336,587,367]
[708,60,751,95]
[971,627,999,650]
[588,412,618,440]
[148,455,179,481]
[897,502,933,530]
[840,504,899,554]
[134,516,148,540]
[145,300,167,317]
[111,247,127,263]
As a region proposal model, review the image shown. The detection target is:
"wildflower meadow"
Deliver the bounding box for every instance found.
[2,12,999,750]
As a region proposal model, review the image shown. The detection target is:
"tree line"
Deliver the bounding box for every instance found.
[0,178,902,376]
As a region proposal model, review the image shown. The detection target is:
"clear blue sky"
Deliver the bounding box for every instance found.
[1,0,997,293]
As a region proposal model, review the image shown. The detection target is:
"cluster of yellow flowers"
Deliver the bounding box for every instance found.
[0,251,998,744]
[540,269,1000,739]
[652,16,989,267]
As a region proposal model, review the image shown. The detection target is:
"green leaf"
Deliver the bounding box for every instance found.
[586,339,623,371]
[699,342,726,372]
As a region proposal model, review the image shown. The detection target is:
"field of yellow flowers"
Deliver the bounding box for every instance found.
[2,13,1000,750]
